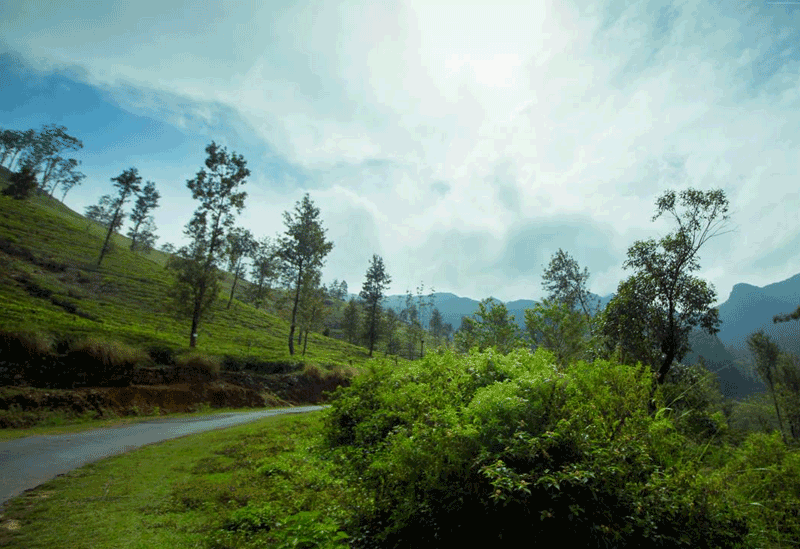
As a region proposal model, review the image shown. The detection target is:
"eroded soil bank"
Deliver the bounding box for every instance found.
[0,367,350,428]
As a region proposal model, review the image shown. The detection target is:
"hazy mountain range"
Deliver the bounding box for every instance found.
[355,273,800,399]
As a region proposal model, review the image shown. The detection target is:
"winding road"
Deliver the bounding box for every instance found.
[0,406,325,506]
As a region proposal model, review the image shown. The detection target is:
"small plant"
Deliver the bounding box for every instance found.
[222,503,276,533]
[271,511,348,549]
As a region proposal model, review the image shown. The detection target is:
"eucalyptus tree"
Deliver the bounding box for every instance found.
[748,331,786,442]
[249,236,280,309]
[97,168,142,266]
[128,180,160,251]
[168,142,249,348]
[224,227,255,308]
[343,298,361,345]
[454,297,523,354]
[360,254,392,357]
[598,188,732,383]
[23,125,83,193]
[278,193,333,355]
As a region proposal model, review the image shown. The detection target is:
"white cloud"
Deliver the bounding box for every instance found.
[2,0,800,303]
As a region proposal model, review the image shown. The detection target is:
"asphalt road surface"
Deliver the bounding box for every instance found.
[0,406,325,506]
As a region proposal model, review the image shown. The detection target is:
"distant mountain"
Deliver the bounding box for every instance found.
[374,291,614,334]
[716,274,800,366]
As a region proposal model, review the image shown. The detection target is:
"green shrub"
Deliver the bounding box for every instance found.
[323,348,749,547]
[715,432,800,547]
[222,503,276,533]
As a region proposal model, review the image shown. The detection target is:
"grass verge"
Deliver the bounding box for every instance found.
[0,411,355,549]
[0,405,270,442]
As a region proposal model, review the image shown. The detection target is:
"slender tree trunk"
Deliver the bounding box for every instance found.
[7,150,22,172]
[98,207,124,266]
[227,266,240,309]
[288,266,303,355]
[303,330,309,356]
[189,305,200,348]
[129,219,143,251]
[767,378,788,444]
[368,302,378,357]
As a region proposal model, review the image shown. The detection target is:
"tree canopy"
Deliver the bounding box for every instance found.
[360,254,392,357]
[599,188,731,383]
[278,193,333,355]
[97,168,142,266]
[169,142,249,348]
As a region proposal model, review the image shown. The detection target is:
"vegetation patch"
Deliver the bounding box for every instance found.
[0,412,352,549]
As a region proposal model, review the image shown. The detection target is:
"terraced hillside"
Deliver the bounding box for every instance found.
[0,166,372,369]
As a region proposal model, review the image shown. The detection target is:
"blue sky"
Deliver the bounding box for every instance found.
[1,0,798,305]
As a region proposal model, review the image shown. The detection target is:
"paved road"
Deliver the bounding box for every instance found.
[0,406,325,506]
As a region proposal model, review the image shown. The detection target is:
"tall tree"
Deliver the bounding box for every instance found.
[86,195,125,230]
[748,331,787,443]
[401,290,422,359]
[224,227,255,309]
[97,168,142,266]
[328,279,348,301]
[278,193,334,355]
[542,249,600,324]
[525,297,590,367]
[297,267,330,355]
[454,298,523,354]
[249,236,280,309]
[127,180,160,251]
[360,254,392,357]
[429,307,444,348]
[54,159,85,202]
[2,163,38,200]
[598,188,732,383]
[343,298,361,345]
[22,125,83,193]
[383,307,402,356]
[168,142,249,348]
[0,128,36,171]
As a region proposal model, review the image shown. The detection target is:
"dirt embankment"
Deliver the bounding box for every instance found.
[0,367,351,428]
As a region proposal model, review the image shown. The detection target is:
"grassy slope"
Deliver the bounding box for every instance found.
[0,168,373,368]
[0,412,347,549]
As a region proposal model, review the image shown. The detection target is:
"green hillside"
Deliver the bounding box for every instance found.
[0,166,372,369]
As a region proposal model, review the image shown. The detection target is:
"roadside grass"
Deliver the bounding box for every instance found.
[0,404,273,441]
[0,412,355,549]
[0,172,376,370]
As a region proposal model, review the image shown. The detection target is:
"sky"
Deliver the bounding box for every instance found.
[1,0,798,306]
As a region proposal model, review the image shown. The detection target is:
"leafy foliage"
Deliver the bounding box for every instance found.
[454,297,524,354]
[2,164,38,200]
[524,297,591,367]
[542,248,600,320]
[360,254,391,357]
[279,193,334,355]
[168,142,249,348]
[127,180,160,252]
[599,188,730,383]
[342,298,361,345]
[323,348,749,547]
[97,168,142,266]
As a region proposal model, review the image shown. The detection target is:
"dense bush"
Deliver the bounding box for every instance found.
[323,348,749,548]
